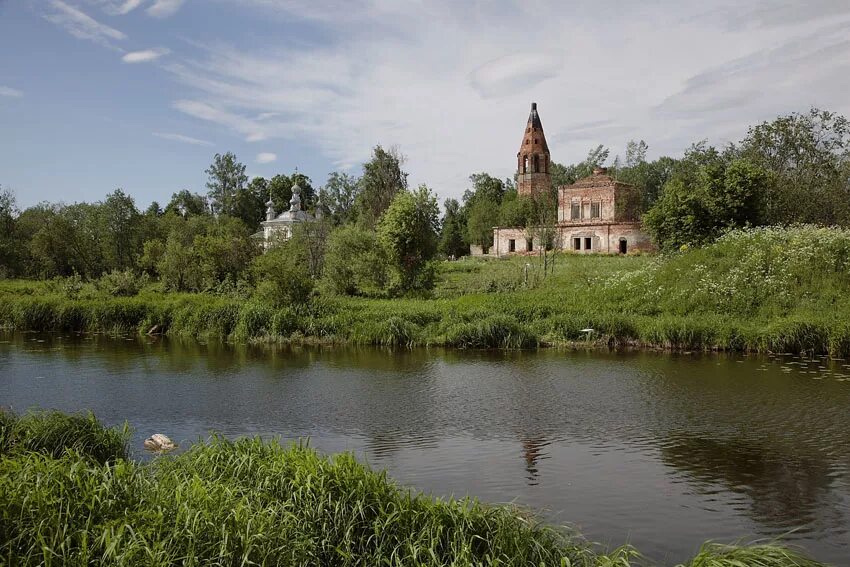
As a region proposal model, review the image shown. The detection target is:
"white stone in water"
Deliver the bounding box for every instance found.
[144,433,177,453]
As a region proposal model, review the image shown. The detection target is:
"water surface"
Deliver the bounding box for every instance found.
[2,333,849,565]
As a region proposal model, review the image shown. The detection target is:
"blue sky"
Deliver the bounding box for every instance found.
[2,0,850,209]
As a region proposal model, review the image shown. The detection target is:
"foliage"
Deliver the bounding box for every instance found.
[683,542,824,567]
[356,145,408,227]
[0,411,826,566]
[289,219,332,278]
[251,239,314,307]
[205,151,248,216]
[164,189,207,217]
[0,186,20,278]
[150,216,258,292]
[377,185,440,294]
[439,198,468,258]
[321,171,360,225]
[497,188,533,228]
[97,268,147,297]
[463,173,510,249]
[157,231,201,291]
[100,189,142,270]
[444,314,537,349]
[612,142,676,209]
[322,224,389,296]
[232,176,267,230]
[644,144,769,250]
[738,108,850,226]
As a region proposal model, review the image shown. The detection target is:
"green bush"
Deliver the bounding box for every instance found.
[97,269,148,297]
[251,240,314,307]
[322,224,389,297]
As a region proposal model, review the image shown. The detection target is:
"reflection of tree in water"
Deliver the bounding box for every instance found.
[661,434,845,533]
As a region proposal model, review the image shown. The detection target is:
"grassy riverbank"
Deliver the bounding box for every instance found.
[2,226,850,355]
[0,410,825,566]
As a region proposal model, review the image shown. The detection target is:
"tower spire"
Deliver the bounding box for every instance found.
[516,102,551,197]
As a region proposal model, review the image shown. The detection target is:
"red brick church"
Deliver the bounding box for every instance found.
[492,103,653,256]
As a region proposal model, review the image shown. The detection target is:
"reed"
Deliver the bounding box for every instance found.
[684,542,825,567]
[0,409,129,464]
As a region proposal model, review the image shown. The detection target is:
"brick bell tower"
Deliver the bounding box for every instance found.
[516,102,551,197]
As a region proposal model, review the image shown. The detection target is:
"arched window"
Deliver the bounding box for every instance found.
[523,155,529,173]
[533,154,540,173]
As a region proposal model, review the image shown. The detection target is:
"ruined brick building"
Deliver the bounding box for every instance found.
[492,103,653,256]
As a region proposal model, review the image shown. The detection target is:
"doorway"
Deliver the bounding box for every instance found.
[619,239,627,254]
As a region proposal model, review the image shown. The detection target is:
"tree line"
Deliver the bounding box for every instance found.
[0,145,439,298]
[1,107,849,297]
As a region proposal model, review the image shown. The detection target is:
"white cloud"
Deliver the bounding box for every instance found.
[256,152,277,164]
[45,0,127,47]
[147,0,185,17]
[0,86,23,98]
[172,99,268,141]
[153,132,213,146]
[469,51,564,99]
[92,0,146,15]
[161,0,850,201]
[123,48,170,63]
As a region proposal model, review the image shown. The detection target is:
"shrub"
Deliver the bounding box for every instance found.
[251,240,314,307]
[97,269,148,297]
[322,224,389,296]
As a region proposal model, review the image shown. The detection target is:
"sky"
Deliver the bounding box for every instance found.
[2,0,850,209]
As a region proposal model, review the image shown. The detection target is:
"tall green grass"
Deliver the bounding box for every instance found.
[3,226,850,355]
[0,412,826,566]
[0,409,129,464]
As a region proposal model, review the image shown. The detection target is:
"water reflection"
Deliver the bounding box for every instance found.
[521,437,549,485]
[661,434,847,536]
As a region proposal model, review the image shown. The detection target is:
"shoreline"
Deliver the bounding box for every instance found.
[1,294,847,357]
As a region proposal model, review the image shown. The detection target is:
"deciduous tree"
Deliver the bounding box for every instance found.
[205,152,248,216]
[378,185,440,294]
[356,145,408,227]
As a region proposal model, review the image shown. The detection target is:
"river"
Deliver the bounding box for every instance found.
[1,332,849,565]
